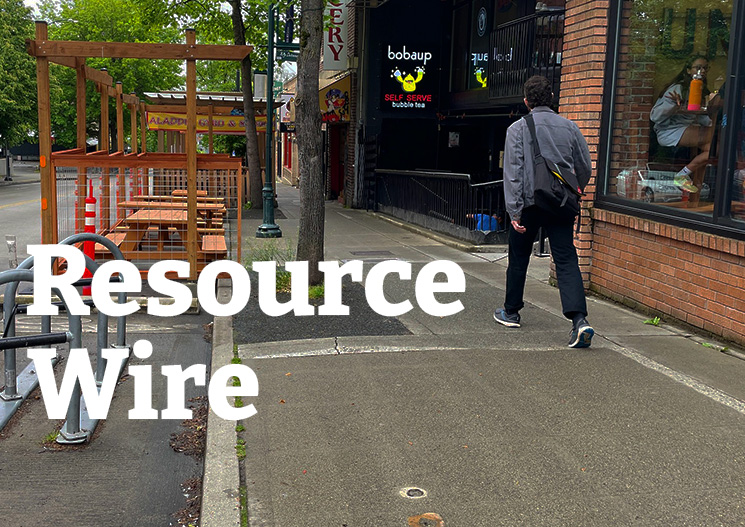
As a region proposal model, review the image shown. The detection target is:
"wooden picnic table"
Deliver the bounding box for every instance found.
[96,208,227,262]
[118,199,225,211]
[118,197,226,228]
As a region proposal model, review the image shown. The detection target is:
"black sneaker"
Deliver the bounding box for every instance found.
[568,319,594,348]
[494,308,521,328]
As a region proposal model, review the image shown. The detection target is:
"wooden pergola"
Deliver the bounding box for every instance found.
[27,22,253,279]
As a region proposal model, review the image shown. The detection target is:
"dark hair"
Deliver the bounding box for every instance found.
[523,76,553,108]
[658,54,711,101]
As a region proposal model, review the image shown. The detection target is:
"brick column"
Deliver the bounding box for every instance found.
[559,0,611,286]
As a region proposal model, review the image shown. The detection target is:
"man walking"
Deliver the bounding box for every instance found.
[493,75,594,348]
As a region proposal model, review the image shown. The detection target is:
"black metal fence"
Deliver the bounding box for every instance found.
[372,169,507,244]
[489,9,565,101]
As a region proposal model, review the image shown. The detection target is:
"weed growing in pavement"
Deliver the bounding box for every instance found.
[42,429,58,444]
[702,342,730,352]
[235,438,247,460]
[239,486,249,527]
[243,237,296,293]
[308,284,325,299]
[644,316,661,326]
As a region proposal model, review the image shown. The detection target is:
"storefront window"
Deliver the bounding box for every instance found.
[606,0,732,218]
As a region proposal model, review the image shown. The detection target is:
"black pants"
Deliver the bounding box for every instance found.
[504,206,587,320]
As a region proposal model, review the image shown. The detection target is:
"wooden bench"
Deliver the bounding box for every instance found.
[94,232,127,254]
[198,227,225,235]
[172,189,207,197]
[201,235,227,254]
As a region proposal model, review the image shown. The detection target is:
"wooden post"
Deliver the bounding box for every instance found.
[100,79,111,230]
[140,102,147,153]
[208,104,215,194]
[158,130,164,152]
[237,165,242,265]
[116,82,125,219]
[35,22,56,244]
[140,101,148,195]
[75,57,87,233]
[129,95,138,154]
[208,104,214,154]
[186,29,198,279]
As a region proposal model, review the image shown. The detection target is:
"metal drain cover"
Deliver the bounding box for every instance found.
[349,250,395,256]
[399,486,427,499]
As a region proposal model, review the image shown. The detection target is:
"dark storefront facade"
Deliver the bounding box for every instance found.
[358,0,565,244]
[345,0,745,345]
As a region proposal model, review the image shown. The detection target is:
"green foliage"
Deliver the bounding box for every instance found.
[37,0,185,147]
[702,342,729,352]
[643,316,661,326]
[308,284,324,299]
[244,237,296,293]
[42,428,59,444]
[0,0,37,148]
[235,437,246,460]
[239,486,248,527]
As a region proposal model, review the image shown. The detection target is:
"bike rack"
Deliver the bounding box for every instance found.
[0,233,135,443]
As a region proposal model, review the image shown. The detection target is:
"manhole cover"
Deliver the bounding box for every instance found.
[399,487,427,499]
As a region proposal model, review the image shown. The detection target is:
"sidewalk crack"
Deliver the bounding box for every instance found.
[334,336,340,354]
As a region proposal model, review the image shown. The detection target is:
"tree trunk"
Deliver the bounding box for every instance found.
[295,0,325,285]
[231,0,263,208]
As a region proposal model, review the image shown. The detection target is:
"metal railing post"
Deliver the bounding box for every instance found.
[58,313,86,443]
[96,310,108,385]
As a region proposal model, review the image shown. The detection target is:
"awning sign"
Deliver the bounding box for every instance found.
[146,112,267,134]
[319,76,351,122]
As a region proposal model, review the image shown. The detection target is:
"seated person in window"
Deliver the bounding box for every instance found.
[650,55,713,193]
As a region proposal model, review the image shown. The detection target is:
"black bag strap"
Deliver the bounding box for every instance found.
[524,113,542,158]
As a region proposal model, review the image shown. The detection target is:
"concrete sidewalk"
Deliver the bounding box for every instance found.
[0,162,41,187]
[203,182,745,526]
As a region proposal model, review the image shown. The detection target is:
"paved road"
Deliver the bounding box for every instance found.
[0,180,41,274]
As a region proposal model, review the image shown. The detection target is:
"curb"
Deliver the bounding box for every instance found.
[200,278,241,527]
[0,179,41,187]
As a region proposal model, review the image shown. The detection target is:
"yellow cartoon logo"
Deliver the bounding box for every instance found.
[475,67,487,88]
[392,66,425,92]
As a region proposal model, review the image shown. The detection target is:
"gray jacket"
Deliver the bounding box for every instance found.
[503,106,592,222]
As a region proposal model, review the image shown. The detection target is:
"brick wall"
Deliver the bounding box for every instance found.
[558,0,610,285]
[591,209,745,345]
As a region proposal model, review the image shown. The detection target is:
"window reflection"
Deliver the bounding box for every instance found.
[608,0,731,217]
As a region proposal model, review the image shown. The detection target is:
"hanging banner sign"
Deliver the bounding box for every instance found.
[146,112,267,134]
[323,1,347,70]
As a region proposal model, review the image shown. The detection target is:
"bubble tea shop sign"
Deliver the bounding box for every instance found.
[382,44,437,111]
